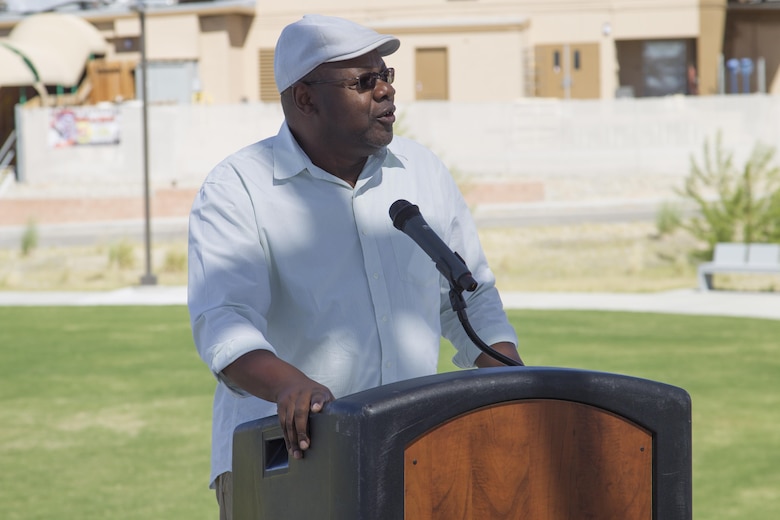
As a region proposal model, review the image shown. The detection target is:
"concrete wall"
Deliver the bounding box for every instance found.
[14,95,780,202]
[16,101,285,190]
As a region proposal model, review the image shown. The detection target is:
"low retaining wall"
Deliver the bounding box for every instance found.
[10,95,780,206]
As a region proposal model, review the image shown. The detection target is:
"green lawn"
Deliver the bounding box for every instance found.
[0,306,215,520]
[2,306,779,519]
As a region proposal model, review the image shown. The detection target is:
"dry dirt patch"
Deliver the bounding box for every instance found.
[1,222,778,293]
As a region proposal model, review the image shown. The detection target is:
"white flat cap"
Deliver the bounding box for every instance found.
[274,14,400,93]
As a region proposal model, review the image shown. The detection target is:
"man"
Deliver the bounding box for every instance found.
[187,14,522,519]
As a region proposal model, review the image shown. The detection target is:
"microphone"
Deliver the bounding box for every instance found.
[389,199,478,292]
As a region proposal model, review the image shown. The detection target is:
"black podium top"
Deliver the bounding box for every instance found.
[234,367,692,520]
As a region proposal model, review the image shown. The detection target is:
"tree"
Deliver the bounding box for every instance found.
[679,132,780,258]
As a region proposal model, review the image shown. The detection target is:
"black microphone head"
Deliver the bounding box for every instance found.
[389,199,420,230]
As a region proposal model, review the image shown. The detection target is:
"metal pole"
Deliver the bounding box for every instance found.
[13,104,24,182]
[563,43,571,100]
[138,2,157,285]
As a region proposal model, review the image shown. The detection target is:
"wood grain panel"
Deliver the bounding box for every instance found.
[404,399,652,520]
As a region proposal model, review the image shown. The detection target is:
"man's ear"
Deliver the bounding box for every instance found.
[291,83,316,115]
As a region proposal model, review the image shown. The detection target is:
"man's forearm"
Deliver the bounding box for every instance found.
[475,341,523,367]
[222,349,310,402]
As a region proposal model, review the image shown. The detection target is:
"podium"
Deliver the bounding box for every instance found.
[233,367,691,519]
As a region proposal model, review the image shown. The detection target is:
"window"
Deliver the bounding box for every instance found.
[258,48,279,102]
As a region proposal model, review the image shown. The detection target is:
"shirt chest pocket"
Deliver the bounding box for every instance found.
[389,233,440,288]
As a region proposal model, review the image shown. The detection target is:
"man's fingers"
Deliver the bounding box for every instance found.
[279,403,299,457]
[277,384,335,459]
[310,388,335,413]
[293,402,311,454]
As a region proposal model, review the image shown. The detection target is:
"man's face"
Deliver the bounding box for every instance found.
[304,51,396,159]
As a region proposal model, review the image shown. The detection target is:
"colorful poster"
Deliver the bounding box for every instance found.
[48,106,121,148]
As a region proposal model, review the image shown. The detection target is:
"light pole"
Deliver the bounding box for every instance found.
[137,0,157,285]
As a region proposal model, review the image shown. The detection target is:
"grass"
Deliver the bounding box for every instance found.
[0,239,189,291]
[479,222,780,293]
[0,306,215,520]
[441,310,780,520]
[1,306,779,519]
[3,221,778,292]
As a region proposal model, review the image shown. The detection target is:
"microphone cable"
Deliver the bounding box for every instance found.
[448,286,523,367]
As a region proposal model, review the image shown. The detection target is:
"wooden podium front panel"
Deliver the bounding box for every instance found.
[404,399,652,520]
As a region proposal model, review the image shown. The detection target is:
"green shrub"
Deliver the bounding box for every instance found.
[655,201,684,236]
[769,191,780,241]
[162,248,187,273]
[20,219,38,256]
[108,240,136,269]
[678,132,780,257]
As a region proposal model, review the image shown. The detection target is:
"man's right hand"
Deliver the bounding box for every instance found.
[274,377,334,459]
[222,350,335,459]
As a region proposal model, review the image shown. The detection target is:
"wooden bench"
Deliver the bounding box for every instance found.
[698,242,780,291]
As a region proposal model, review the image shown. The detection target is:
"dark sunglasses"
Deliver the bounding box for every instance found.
[303,68,395,91]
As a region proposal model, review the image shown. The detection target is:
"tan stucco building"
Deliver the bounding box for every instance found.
[79,0,727,104]
[3,0,780,108]
[3,1,780,218]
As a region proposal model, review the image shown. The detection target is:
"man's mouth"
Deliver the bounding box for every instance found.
[377,107,396,124]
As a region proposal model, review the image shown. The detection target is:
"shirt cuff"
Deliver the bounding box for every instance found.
[208,336,276,397]
[451,323,519,368]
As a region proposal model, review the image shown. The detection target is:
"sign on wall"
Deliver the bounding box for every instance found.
[48,106,121,148]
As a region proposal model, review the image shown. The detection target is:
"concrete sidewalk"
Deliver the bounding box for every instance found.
[0,286,777,320]
[500,289,780,320]
[0,286,188,306]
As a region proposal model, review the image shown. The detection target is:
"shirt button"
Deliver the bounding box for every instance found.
[385,361,392,368]
[373,272,380,279]
[381,315,388,322]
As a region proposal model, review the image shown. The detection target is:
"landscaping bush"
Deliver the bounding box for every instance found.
[679,132,780,259]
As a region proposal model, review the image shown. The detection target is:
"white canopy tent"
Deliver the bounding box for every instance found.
[0,42,38,87]
[2,40,74,86]
[0,12,107,99]
[9,12,108,57]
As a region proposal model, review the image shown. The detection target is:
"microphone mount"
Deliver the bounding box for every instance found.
[389,199,522,367]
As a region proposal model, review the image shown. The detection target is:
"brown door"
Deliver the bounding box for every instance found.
[415,47,449,100]
[535,43,600,99]
[88,60,136,103]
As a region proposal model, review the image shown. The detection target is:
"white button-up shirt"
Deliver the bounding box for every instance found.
[188,123,518,486]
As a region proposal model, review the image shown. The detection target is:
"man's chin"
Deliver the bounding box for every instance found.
[377,128,394,146]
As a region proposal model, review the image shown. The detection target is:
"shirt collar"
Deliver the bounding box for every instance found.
[272,123,310,181]
[272,122,405,183]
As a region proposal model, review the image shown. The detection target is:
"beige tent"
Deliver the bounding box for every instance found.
[3,40,75,86]
[0,41,38,87]
[4,12,107,88]
[9,12,107,56]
